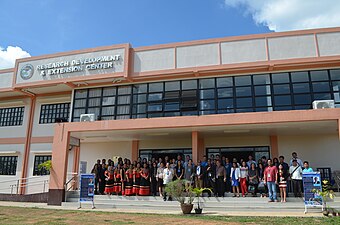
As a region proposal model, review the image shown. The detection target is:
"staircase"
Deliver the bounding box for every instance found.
[62,191,340,213]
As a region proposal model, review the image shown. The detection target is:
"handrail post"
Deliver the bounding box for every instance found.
[16,179,19,194]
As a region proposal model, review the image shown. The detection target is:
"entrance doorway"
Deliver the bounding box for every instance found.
[139,149,192,161]
[207,146,270,163]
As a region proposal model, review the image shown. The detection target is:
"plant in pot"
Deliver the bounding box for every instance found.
[312,180,335,216]
[191,187,212,214]
[164,179,194,214]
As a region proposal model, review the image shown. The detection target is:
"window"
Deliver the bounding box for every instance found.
[39,103,70,124]
[0,107,24,127]
[0,156,17,175]
[33,155,52,176]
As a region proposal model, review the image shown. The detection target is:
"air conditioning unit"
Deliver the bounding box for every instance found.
[312,100,335,109]
[80,114,95,122]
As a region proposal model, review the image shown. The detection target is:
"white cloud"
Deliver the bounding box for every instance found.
[224,0,340,32]
[0,46,31,70]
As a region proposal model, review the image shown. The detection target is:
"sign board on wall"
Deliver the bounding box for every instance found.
[15,47,127,84]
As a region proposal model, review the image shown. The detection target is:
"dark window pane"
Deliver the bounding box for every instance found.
[133,94,147,103]
[255,96,272,107]
[255,107,272,112]
[102,97,115,106]
[200,110,216,115]
[236,86,252,97]
[314,93,332,101]
[217,88,233,98]
[88,88,101,97]
[216,77,233,87]
[147,104,162,112]
[182,90,197,98]
[103,87,116,96]
[218,99,233,109]
[236,97,252,108]
[312,82,330,92]
[295,105,311,110]
[164,91,180,100]
[164,103,180,111]
[148,82,163,92]
[291,71,309,82]
[118,86,131,95]
[310,70,329,81]
[102,106,115,116]
[200,89,215,99]
[273,84,290,94]
[330,69,340,80]
[164,112,180,117]
[236,108,254,113]
[333,92,340,103]
[254,85,271,96]
[274,95,291,106]
[200,100,215,110]
[253,74,270,85]
[272,73,289,83]
[165,81,180,91]
[274,106,293,111]
[182,80,197,90]
[292,83,310,93]
[199,78,215,89]
[74,89,88,99]
[235,76,251,86]
[294,94,312,105]
[148,93,162,101]
[332,80,340,92]
[133,84,147,94]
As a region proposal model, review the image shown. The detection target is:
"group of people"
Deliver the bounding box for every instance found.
[90,151,312,203]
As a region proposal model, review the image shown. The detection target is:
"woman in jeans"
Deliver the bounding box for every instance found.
[240,161,248,197]
[248,163,259,197]
[230,162,241,197]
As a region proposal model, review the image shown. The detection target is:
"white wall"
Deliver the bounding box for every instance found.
[278,134,340,171]
[268,34,316,60]
[317,32,340,57]
[221,39,267,64]
[0,144,24,194]
[176,43,219,68]
[79,141,132,173]
[0,72,13,88]
[205,136,270,147]
[134,48,175,73]
[31,95,71,137]
[139,138,191,149]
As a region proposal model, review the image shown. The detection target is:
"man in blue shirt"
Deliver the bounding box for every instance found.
[302,161,313,173]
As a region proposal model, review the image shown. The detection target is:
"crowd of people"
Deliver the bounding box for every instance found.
[91,151,312,202]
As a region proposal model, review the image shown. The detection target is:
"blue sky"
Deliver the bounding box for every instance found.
[0,0,269,57]
[1,0,340,69]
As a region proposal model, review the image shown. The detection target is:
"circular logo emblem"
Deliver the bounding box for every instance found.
[20,64,34,80]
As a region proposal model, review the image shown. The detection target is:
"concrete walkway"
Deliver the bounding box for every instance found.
[0,200,331,217]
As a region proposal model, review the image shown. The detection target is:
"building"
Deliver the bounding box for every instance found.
[1,27,340,205]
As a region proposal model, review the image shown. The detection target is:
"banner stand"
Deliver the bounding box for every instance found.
[78,174,96,209]
[302,172,323,214]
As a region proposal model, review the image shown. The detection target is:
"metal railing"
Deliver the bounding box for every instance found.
[333,171,340,192]
[64,173,79,202]
[0,176,50,195]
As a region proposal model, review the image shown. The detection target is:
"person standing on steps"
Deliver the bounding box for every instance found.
[264,159,278,202]
[163,162,174,201]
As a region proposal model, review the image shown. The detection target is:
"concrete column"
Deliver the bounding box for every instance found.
[48,123,70,205]
[192,131,204,164]
[131,140,139,161]
[270,135,279,158]
[72,146,80,190]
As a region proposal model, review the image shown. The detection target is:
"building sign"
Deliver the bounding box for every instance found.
[79,174,95,202]
[36,55,120,76]
[303,172,323,213]
[15,47,126,84]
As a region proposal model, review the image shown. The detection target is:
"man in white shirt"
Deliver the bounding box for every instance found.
[246,155,257,168]
[289,159,303,197]
[163,162,174,201]
[289,152,303,167]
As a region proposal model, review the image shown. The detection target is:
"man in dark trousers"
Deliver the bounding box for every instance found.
[215,160,227,197]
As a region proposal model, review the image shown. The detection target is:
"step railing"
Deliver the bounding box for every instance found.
[0,176,50,194]
[64,173,79,202]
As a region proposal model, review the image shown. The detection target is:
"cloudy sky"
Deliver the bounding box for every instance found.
[1,0,340,69]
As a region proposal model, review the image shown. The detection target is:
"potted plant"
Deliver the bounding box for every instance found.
[164,179,194,214]
[191,187,212,214]
[38,160,52,172]
[312,180,335,216]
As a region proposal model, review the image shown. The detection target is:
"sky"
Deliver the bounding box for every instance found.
[1,0,340,69]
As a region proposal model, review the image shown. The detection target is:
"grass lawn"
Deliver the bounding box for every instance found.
[0,206,339,225]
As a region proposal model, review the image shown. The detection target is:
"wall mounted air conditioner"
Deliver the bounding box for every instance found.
[312,100,335,109]
[80,114,95,122]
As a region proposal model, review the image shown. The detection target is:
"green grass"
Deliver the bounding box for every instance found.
[0,206,339,225]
